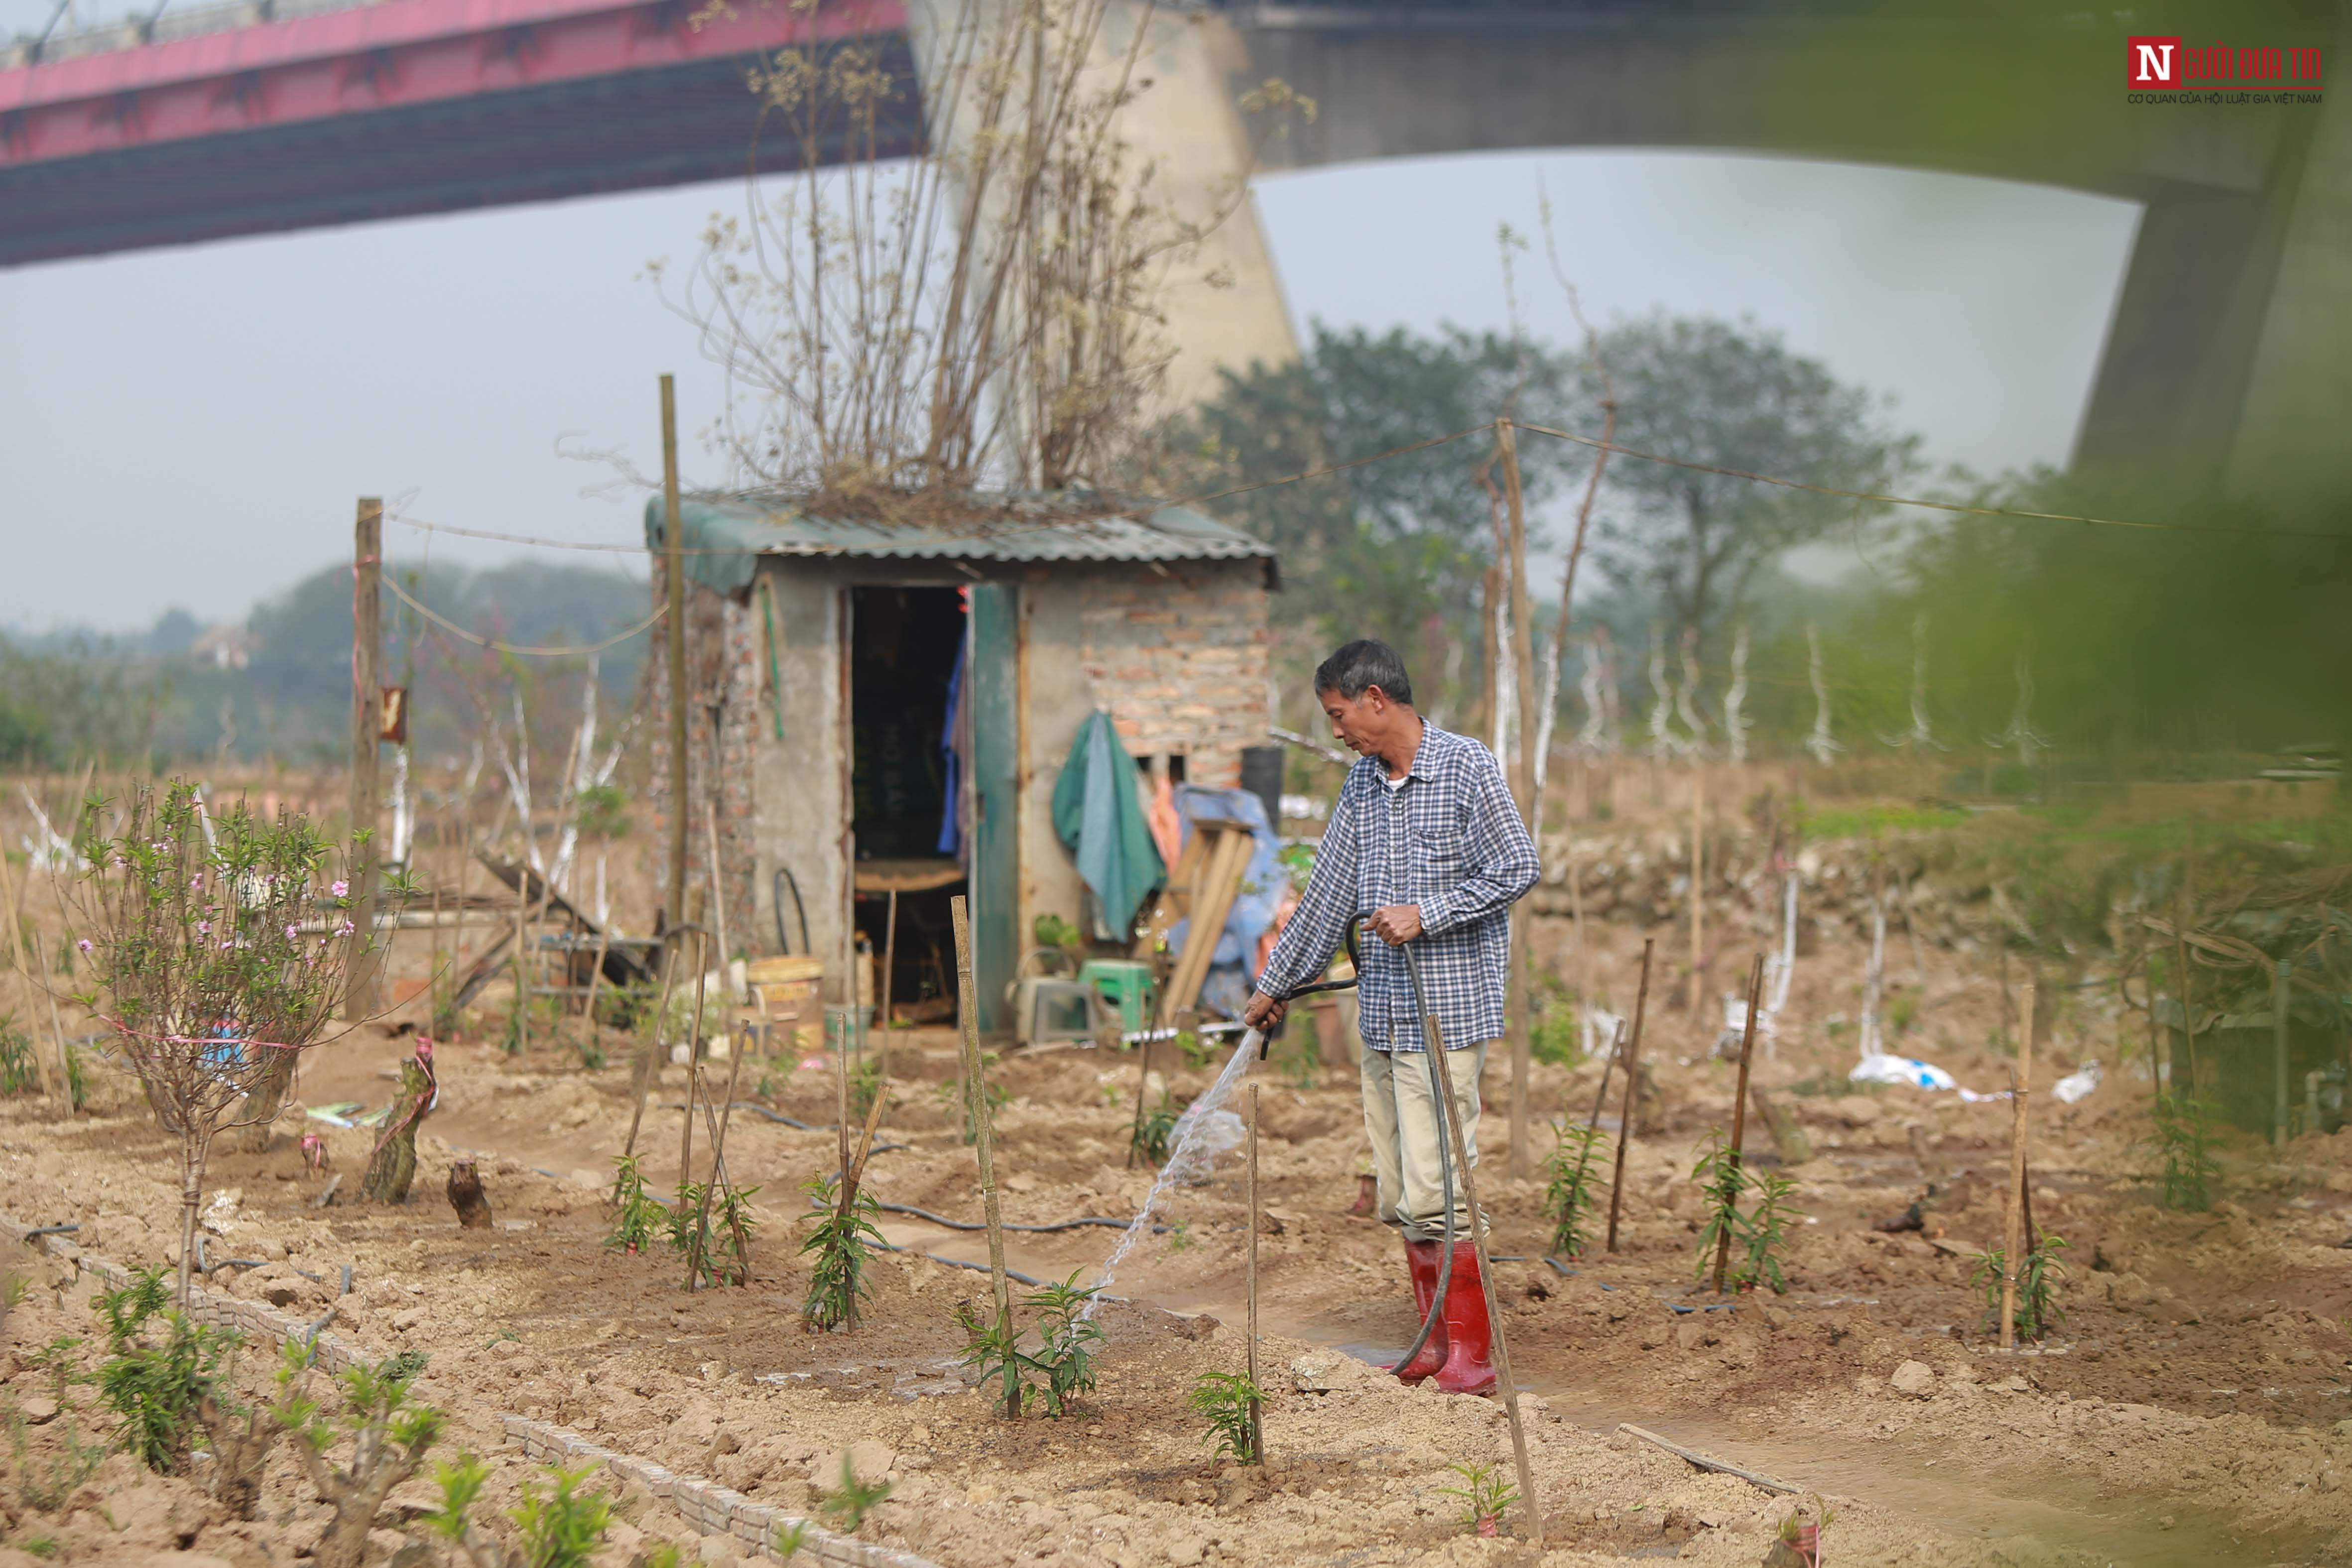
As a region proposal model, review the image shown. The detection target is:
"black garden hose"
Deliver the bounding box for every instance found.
[1386,942,1460,1380]
[1259,920,1457,1379]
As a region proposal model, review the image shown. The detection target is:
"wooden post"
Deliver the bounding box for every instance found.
[1998,981,2037,1349]
[1687,768,1704,1015]
[660,375,689,939]
[1423,997,1542,1549]
[1607,939,1654,1253]
[348,498,384,1018]
[2274,959,2292,1145]
[1246,1080,1264,1464]
[1711,955,1765,1295]
[1497,418,1538,1182]
[950,896,1015,1416]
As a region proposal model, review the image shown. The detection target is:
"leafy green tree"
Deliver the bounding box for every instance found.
[1170,324,1584,715]
[1582,313,1919,646]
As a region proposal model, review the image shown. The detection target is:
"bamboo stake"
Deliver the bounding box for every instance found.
[687,1019,750,1291]
[509,855,532,1055]
[620,938,683,1175]
[659,375,688,937]
[677,931,712,1192]
[583,920,614,1058]
[31,933,72,1110]
[1125,1034,1152,1170]
[2174,875,2198,1103]
[950,896,1015,1417]
[1607,940,1654,1253]
[1711,956,1765,1295]
[878,888,898,1049]
[1688,769,1704,1015]
[0,832,53,1098]
[1246,1079,1263,1464]
[1423,1002,1541,1548]
[1584,1020,1625,1135]
[1498,418,1537,1183]
[705,787,733,1001]
[1998,981,2037,1349]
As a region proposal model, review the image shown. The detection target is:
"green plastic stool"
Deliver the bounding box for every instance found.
[1079,959,1155,1033]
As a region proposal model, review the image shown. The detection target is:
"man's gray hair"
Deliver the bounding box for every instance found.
[1313,639,1415,707]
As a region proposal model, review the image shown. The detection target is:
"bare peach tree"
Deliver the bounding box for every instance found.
[664,0,1310,503]
[71,783,403,1304]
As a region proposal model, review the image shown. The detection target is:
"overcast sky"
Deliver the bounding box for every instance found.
[0,132,2137,632]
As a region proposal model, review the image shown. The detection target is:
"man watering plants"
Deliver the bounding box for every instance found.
[1242,639,1538,1396]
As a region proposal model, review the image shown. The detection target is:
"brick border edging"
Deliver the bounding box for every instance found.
[1,1213,939,1568]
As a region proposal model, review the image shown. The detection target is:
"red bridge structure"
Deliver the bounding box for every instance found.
[0,0,916,267]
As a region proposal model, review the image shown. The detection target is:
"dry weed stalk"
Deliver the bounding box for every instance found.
[665,0,1309,501]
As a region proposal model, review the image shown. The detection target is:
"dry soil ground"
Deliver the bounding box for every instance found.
[8,898,2352,1568]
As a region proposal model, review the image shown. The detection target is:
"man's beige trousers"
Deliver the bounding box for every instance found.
[1359,1039,1488,1241]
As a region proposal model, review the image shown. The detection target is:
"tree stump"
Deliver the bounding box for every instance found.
[361,1047,436,1205]
[447,1160,493,1229]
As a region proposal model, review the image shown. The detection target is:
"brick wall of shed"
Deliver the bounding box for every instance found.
[1076,559,1271,786]
[643,559,763,962]
[1020,559,1272,943]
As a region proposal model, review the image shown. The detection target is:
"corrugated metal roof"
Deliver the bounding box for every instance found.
[644,491,1274,595]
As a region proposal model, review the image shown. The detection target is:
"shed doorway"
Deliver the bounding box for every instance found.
[849,585,967,1024]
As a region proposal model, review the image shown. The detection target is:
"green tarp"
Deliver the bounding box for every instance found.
[1051,710,1164,938]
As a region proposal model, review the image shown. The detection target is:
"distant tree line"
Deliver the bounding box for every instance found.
[0,560,648,768]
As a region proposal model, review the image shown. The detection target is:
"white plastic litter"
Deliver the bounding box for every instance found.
[1584,1008,1624,1061]
[1851,1053,1959,1091]
[2052,1060,2103,1103]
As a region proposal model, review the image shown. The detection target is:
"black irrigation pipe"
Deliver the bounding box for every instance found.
[657,1101,910,1153]
[292,1264,356,1297]
[870,1200,1165,1236]
[877,1243,1047,1290]
[192,1235,266,1277]
[22,1223,79,1240]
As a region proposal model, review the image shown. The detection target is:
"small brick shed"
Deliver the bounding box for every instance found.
[642,492,1279,1032]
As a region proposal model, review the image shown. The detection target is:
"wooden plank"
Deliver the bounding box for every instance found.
[475,853,653,988]
[1159,827,1253,1023]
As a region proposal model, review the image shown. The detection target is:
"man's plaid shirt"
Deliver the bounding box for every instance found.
[1256,720,1538,1052]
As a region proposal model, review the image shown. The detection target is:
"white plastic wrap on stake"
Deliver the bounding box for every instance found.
[1646,627,1676,758]
[1722,625,1751,764]
[1881,613,1950,756]
[1804,623,1843,766]
[1578,633,1611,754]
[1674,627,1710,755]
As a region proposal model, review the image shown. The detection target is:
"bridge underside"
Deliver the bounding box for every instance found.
[1231,1,2352,512]
[0,44,919,265]
[3,0,2344,513]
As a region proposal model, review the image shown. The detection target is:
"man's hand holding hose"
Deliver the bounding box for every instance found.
[1243,903,1421,1032]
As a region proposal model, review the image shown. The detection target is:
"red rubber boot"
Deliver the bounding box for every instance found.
[1432,1242,1497,1396]
[1395,1239,1448,1384]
